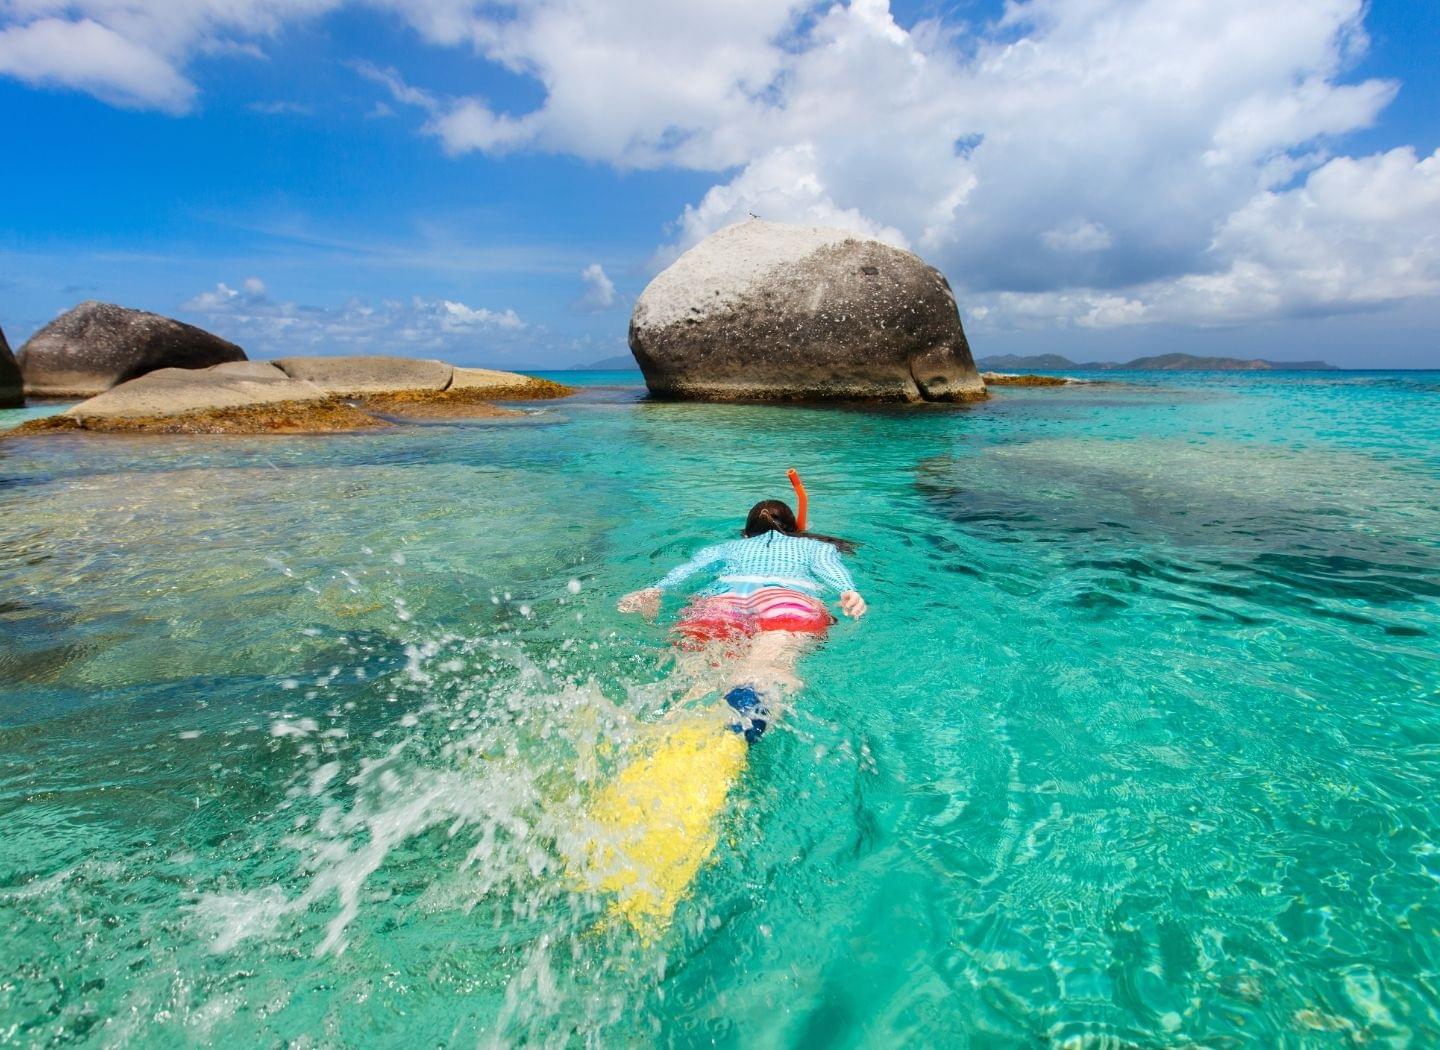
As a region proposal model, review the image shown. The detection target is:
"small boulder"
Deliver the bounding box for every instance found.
[629,219,985,403]
[1,324,20,408]
[273,355,452,396]
[18,301,246,397]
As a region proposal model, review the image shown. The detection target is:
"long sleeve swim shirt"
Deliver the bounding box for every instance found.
[652,532,857,598]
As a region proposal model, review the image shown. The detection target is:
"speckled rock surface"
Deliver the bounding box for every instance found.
[274,355,452,396]
[628,220,985,403]
[64,364,330,420]
[1,323,20,408]
[447,366,535,391]
[209,360,289,380]
[18,301,246,397]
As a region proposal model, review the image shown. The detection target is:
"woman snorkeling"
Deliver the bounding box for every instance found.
[573,494,866,936]
[617,497,865,741]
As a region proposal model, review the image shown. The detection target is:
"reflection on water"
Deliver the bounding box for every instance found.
[1,371,1438,1044]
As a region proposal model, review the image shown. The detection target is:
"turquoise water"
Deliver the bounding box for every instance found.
[2,369,1438,1045]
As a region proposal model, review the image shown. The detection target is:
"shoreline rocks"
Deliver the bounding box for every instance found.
[273,355,452,396]
[364,367,571,406]
[629,219,986,403]
[980,372,1072,387]
[1,324,20,408]
[18,301,246,397]
[60,363,331,418]
[21,400,386,435]
[7,356,572,437]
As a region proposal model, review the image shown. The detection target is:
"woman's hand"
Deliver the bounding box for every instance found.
[840,590,867,620]
[617,587,661,621]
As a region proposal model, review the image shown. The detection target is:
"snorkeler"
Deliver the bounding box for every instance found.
[617,498,865,741]
[572,494,865,936]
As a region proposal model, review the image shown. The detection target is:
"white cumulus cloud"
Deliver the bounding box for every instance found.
[979,146,1440,328]
[353,0,1422,328]
[0,0,340,112]
[0,17,195,112]
[575,263,616,311]
[4,0,1435,333]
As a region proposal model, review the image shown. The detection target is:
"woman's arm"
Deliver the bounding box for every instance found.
[652,543,727,592]
[617,543,729,618]
[812,543,866,619]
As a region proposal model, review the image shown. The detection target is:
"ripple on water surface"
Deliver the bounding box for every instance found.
[0,373,1438,1044]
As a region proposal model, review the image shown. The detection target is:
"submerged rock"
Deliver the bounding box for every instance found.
[1,323,20,408]
[362,398,524,421]
[18,301,246,397]
[628,219,985,403]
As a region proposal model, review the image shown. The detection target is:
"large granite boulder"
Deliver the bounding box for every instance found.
[628,220,985,402]
[18,301,246,397]
[1,324,20,408]
[273,355,452,396]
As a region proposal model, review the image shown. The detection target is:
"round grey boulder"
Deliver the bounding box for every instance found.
[1,323,20,408]
[628,220,985,403]
[18,301,246,397]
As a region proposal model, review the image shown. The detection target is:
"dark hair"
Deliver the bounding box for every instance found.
[742,499,857,554]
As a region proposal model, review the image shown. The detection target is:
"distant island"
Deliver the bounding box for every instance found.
[582,351,1339,373]
[579,350,1340,374]
[976,352,1337,371]
[574,355,638,370]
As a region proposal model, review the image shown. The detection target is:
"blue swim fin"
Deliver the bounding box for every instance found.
[724,685,770,744]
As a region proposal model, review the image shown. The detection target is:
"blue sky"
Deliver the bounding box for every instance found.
[1,0,1437,368]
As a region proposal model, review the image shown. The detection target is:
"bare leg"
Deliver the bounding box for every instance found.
[667,635,757,706]
[730,630,811,696]
[655,630,816,738]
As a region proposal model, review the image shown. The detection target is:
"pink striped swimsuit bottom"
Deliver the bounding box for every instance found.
[675,586,835,646]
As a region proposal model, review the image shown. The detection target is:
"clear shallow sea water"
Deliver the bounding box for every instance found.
[1,368,1438,1046]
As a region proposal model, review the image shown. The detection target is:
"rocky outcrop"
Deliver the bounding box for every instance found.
[18,301,246,397]
[8,357,572,436]
[63,363,330,419]
[273,355,452,396]
[628,219,985,403]
[12,362,377,434]
[448,366,555,394]
[1,323,20,408]
[361,366,571,419]
[980,372,1071,387]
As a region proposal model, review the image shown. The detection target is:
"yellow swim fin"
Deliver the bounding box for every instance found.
[574,713,749,940]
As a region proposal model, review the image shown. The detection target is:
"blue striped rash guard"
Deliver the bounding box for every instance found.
[653,532,857,598]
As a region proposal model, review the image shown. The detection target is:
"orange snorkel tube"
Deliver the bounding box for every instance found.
[787,468,809,532]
